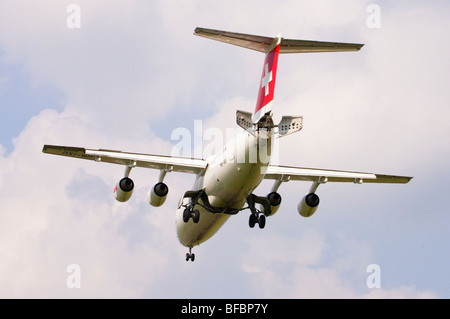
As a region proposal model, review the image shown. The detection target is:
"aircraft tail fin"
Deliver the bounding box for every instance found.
[254,36,281,122]
[194,27,364,122]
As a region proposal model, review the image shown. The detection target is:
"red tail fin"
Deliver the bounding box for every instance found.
[254,39,281,122]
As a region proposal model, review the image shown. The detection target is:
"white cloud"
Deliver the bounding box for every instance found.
[0,108,197,297]
[240,231,437,298]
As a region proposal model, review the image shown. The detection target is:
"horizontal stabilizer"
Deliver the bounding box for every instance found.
[194,27,364,54]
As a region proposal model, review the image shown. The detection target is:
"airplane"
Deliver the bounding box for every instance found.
[42,27,412,262]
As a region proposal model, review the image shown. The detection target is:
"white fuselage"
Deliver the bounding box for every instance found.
[176,129,272,248]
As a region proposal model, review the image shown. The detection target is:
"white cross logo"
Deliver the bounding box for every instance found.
[261,63,272,96]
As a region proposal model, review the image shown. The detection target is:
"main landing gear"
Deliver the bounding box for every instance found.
[183,207,200,223]
[181,189,207,224]
[249,212,266,229]
[246,193,269,229]
[186,247,195,262]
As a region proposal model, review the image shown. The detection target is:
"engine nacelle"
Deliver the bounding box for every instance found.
[114,177,134,202]
[149,182,169,207]
[298,193,320,217]
[260,192,282,216]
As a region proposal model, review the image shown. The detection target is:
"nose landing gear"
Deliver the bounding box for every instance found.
[186,247,195,262]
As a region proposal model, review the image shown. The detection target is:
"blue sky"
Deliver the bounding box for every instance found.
[0,62,63,153]
[0,0,448,298]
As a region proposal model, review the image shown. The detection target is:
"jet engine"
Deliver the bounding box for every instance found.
[149,182,169,207]
[114,177,134,202]
[298,193,320,217]
[265,192,282,216]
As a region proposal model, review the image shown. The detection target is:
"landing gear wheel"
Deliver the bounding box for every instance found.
[192,210,200,224]
[185,248,195,262]
[183,208,201,224]
[258,214,266,229]
[249,213,266,229]
[249,213,257,228]
[183,208,191,223]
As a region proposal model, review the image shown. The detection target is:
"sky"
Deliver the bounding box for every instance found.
[0,0,448,298]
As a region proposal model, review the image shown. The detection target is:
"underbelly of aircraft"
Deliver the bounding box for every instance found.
[175,161,267,248]
[176,204,231,248]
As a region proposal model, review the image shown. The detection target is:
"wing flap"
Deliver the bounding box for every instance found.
[42,145,208,175]
[265,165,412,184]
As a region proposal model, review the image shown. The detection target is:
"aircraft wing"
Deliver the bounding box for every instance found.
[264,165,412,184]
[42,145,208,175]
